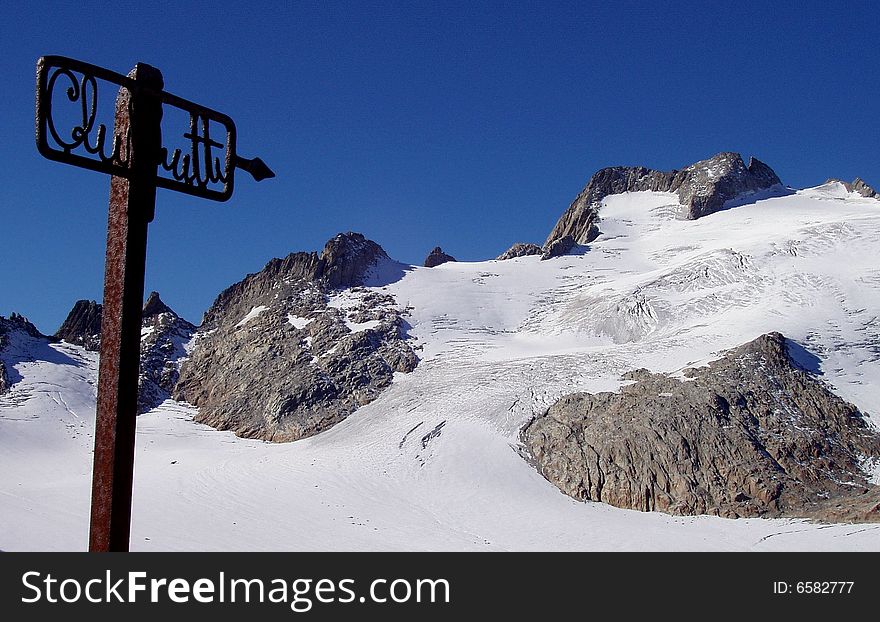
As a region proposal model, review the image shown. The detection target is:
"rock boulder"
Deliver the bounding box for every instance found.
[424,247,457,268]
[496,243,542,260]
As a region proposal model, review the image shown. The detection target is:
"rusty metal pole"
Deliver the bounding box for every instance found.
[89,64,163,552]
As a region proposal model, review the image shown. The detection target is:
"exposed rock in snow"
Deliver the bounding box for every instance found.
[424,246,457,267]
[0,313,44,342]
[51,293,195,413]
[0,313,52,394]
[54,300,102,351]
[174,233,418,442]
[321,233,389,288]
[852,177,878,199]
[5,177,880,551]
[142,291,173,317]
[541,235,576,260]
[826,177,879,200]
[545,152,783,246]
[523,333,880,522]
[677,153,783,219]
[496,242,543,260]
[137,292,196,413]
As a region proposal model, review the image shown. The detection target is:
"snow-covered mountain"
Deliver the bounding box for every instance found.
[3,154,880,550]
[173,232,418,442]
[51,291,196,413]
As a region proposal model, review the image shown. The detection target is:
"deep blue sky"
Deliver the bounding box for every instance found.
[2,1,878,331]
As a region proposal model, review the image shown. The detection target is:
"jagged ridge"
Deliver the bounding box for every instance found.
[52,293,195,413]
[0,314,47,394]
[545,152,783,247]
[174,232,418,442]
[55,300,102,351]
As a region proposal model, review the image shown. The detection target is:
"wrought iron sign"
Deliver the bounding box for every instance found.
[35,55,274,552]
[36,55,273,202]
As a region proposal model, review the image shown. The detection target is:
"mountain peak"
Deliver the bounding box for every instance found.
[143,291,173,318]
[823,177,878,199]
[174,232,417,443]
[545,151,783,249]
[424,246,457,267]
[54,300,102,351]
[1,313,45,340]
[852,177,877,198]
[319,232,389,289]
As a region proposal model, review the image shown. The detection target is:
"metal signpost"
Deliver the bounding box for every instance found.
[35,55,274,552]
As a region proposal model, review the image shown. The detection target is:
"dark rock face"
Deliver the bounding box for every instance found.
[142,291,173,317]
[0,313,44,340]
[852,178,878,199]
[137,292,196,413]
[0,314,47,394]
[200,233,385,330]
[321,233,389,288]
[174,232,418,442]
[53,294,195,413]
[540,235,576,260]
[55,300,102,351]
[496,243,543,260]
[824,178,878,199]
[523,333,880,521]
[677,154,783,220]
[547,167,675,246]
[424,247,457,268]
[545,152,783,246]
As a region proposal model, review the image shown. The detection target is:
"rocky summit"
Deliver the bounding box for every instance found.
[55,300,102,351]
[424,246,457,267]
[851,177,878,199]
[545,152,783,248]
[0,314,46,394]
[53,293,195,413]
[826,177,879,199]
[137,292,196,413]
[523,332,880,522]
[174,232,418,442]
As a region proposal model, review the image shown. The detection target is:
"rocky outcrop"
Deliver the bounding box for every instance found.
[0,313,44,341]
[53,294,195,412]
[55,300,103,351]
[200,233,386,329]
[321,233,389,288]
[137,292,196,413]
[540,235,576,260]
[496,243,542,260]
[545,152,783,247]
[523,332,880,522]
[828,177,879,199]
[852,177,878,199]
[0,314,47,394]
[424,247,457,268]
[546,167,672,247]
[676,153,782,220]
[174,232,418,442]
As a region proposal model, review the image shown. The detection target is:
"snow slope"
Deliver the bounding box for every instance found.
[2,181,880,551]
